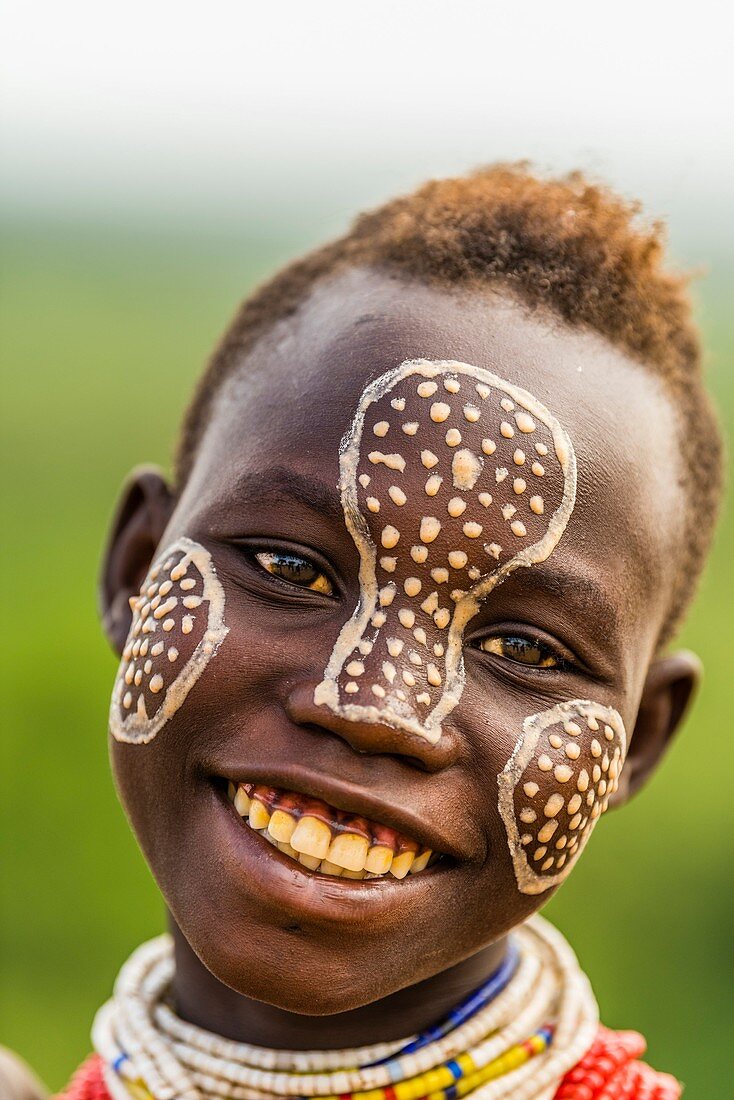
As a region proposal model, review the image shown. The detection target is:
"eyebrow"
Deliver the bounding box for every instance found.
[517,562,621,641]
[230,466,343,524]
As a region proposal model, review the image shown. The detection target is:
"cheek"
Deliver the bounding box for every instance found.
[109,537,228,745]
[498,700,627,894]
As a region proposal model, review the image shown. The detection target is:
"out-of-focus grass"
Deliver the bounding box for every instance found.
[1,217,732,1094]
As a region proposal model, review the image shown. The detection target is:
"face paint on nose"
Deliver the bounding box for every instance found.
[109,537,228,745]
[498,700,627,894]
[314,359,577,744]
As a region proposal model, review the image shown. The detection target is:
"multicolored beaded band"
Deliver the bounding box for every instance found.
[368,943,521,1066]
[113,1028,553,1100]
[324,1026,553,1100]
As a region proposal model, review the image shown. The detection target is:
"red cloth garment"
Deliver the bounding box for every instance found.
[55,1028,682,1100]
[55,1055,109,1099]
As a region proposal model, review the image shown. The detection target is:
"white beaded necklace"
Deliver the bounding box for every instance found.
[92,916,598,1100]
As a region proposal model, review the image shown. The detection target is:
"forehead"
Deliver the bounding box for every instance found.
[182,268,684,663]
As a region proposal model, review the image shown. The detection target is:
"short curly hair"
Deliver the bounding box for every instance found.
[176,163,723,647]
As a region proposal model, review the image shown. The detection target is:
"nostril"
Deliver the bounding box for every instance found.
[299,725,430,773]
[400,754,434,773]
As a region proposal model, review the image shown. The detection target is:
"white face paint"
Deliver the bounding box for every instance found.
[314,359,577,744]
[109,537,228,745]
[498,700,628,894]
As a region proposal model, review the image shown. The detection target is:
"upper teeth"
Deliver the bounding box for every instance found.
[227,782,434,880]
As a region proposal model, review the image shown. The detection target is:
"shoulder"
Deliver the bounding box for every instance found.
[555,1026,682,1098]
[0,1046,49,1100]
[54,1055,109,1100]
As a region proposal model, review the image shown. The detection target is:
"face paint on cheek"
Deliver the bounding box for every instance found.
[109,537,228,745]
[497,700,628,894]
[314,359,577,744]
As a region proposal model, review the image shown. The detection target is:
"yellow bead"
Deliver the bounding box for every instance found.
[485,1056,507,1079]
[129,1084,154,1100]
[429,1069,450,1090]
[458,1069,484,1095]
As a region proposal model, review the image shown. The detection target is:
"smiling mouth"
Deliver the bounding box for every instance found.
[223,781,441,879]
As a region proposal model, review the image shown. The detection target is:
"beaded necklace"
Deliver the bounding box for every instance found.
[92,916,599,1100]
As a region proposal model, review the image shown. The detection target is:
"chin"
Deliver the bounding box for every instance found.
[185,915,412,1015]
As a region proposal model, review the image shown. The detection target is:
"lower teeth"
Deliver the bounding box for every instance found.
[226,782,435,880]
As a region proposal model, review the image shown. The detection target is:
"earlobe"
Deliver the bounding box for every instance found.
[98,466,176,654]
[611,650,702,806]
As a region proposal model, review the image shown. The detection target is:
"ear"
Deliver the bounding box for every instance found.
[98,466,176,654]
[611,650,702,806]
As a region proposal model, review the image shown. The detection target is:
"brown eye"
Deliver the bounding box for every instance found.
[255,552,333,595]
[479,635,559,668]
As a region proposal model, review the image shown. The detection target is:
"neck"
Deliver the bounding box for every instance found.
[168,914,510,1049]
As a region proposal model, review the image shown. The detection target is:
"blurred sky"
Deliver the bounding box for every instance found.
[2,0,733,259]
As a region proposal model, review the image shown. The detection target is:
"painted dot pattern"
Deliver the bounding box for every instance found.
[109,538,228,745]
[315,359,576,744]
[344,368,565,716]
[498,701,627,894]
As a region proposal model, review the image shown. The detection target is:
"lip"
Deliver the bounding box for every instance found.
[209,764,470,862]
[207,780,460,925]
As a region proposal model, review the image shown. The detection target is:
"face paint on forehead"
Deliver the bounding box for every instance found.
[109,537,228,745]
[314,359,577,744]
[498,700,627,894]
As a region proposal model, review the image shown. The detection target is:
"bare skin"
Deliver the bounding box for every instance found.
[100,267,700,1049]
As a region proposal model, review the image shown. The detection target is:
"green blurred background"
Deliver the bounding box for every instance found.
[2,211,732,1095]
[2,3,733,1094]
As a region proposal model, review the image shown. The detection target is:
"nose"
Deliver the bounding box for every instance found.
[286,681,462,772]
[315,359,574,749]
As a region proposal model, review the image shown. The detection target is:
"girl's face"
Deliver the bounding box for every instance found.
[102,269,695,1014]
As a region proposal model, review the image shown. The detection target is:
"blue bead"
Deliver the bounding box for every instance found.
[387,1060,404,1083]
[445,1060,463,1081]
